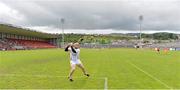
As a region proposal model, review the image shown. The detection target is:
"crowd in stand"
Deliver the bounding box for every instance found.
[0,38,56,50]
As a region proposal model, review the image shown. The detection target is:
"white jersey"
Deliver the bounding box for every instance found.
[68,47,80,62]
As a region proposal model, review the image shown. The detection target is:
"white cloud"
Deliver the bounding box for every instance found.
[27,26,180,34]
[0,1,26,24]
[1,0,180,33]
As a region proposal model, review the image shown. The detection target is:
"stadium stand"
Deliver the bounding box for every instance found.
[0,24,59,50]
[145,40,180,48]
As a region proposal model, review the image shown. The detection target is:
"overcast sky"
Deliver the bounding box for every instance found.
[0,0,180,34]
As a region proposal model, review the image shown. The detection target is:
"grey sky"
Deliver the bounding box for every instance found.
[0,0,180,34]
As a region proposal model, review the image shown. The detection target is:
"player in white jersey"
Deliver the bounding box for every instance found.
[65,43,89,81]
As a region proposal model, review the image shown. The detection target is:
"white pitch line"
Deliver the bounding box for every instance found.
[0,74,68,78]
[126,61,172,89]
[104,77,108,90]
[0,74,105,79]
[0,74,108,89]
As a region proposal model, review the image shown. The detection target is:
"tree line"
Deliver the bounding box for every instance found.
[60,32,179,44]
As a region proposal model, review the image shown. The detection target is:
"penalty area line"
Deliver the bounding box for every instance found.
[0,74,68,78]
[0,74,104,79]
[104,77,108,90]
[126,61,172,89]
[0,74,108,89]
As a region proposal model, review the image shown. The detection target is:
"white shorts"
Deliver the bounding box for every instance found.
[70,59,82,65]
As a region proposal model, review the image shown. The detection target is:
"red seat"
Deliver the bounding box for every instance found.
[8,39,56,49]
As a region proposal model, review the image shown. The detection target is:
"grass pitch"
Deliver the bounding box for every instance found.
[0,48,180,89]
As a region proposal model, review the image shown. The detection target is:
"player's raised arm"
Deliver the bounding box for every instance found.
[65,43,72,52]
[65,45,71,52]
[64,43,76,53]
[71,45,77,53]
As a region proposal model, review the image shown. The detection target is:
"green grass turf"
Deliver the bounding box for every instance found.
[0,48,180,89]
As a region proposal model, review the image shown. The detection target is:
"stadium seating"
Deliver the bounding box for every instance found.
[9,39,56,49]
[0,38,56,50]
[0,39,11,50]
